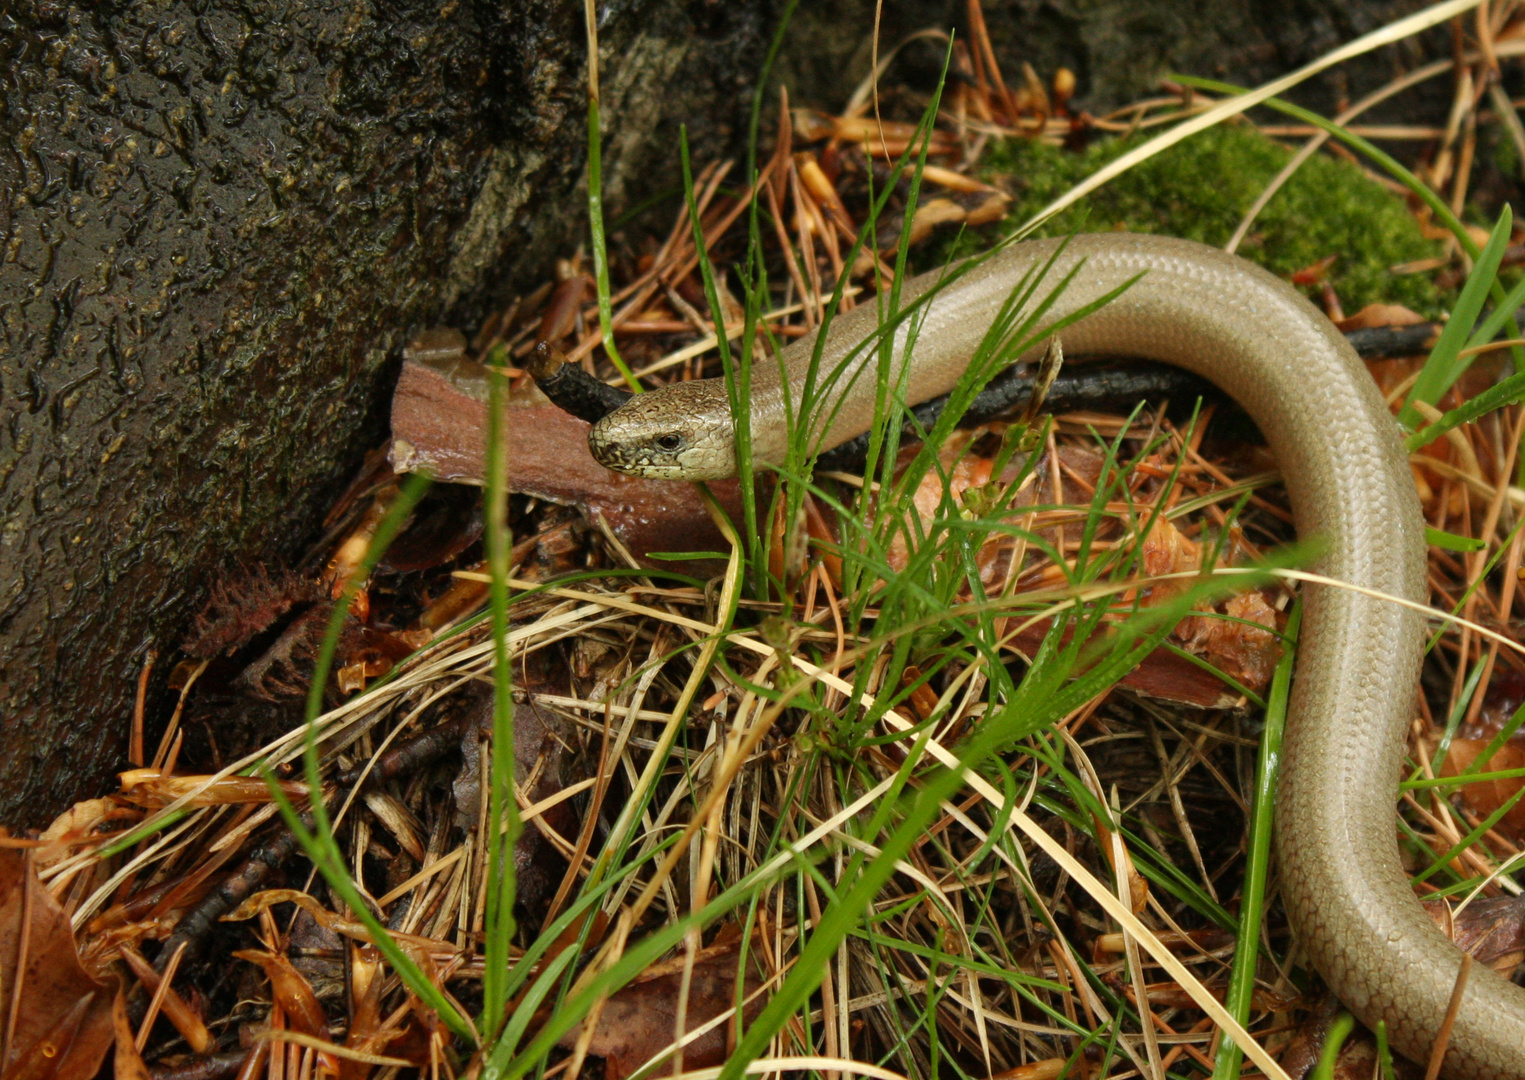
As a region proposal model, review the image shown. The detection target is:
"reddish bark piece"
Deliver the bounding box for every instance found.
[557,945,767,1080]
[389,352,758,571]
[0,849,115,1080]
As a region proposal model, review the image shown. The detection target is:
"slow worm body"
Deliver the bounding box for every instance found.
[588,234,1525,1076]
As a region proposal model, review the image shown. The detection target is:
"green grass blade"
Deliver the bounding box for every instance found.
[482,363,520,1040]
[262,469,478,1044]
[1376,1021,1395,1080]
[1406,366,1525,451]
[583,0,639,391]
[1213,602,1299,1079]
[679,128,759,581]
[1311,1012,1356,1080]
[1464,263,1525,352]
[1399,206,1513,426]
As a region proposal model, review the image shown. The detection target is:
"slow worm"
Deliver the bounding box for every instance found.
[586,233,1524,1076]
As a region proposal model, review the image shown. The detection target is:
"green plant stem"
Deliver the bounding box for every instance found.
[679,130,759,582]
[1311,1011,1357,1080]
[584,0,640,392]
[1213,602,1299,1079]
[264,471,478,1043]
[481,364,520,1040]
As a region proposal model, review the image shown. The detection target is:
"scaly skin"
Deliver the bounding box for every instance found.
[588,234,1525,1076]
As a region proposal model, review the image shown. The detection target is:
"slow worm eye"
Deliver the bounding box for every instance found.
[656,433,683,452]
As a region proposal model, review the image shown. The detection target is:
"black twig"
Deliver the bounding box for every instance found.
[525,343,633,424]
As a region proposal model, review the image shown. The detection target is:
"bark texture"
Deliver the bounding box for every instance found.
[0,0,763,827]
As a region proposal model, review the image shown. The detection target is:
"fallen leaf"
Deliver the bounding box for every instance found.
[340,946,418,1080]
[1177,588,1283,691]
[111,985,152,1080]
[557,944,767,1080]
[1439,739,1525,840]
[34,799,115,870]
[1335,303,1427,330]
[1280,1002,1425,1079]
[1422,894,1525,978]
[0,848,116,1080]
[451,652,585,917]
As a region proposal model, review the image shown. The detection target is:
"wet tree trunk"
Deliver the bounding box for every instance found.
[0,0,1445,827]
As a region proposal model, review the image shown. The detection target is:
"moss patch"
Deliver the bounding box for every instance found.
[951,123,1442,316]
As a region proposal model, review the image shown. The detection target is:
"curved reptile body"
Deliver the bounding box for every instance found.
[588,234,1525,1077]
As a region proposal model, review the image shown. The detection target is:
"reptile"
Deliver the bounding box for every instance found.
[582,233,1525,1077]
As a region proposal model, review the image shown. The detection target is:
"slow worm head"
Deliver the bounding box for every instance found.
[588,234,1525,1076]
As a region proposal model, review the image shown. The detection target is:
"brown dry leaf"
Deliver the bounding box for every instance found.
[1280,1005,1425,1080]
[232,949,328,1037]
[1091,810,1149,915]
[1439,739,1525,839]
[224,888,347,928]
[557,945,767,1080]
[986,1062,1068,1080]
[1178,589,1283,691]
[789,109,960,158]
[885,434,994,574]
[110,985,152,1080]
[0,849,116,1080]
[858,191,1012,273]
[452,658,584,915]
[1140,512,1199,579]
[116,946,213,1054]
[221,890,451,956]
[884,440,1275,706]
[1335,303,1428,330]
[1422,895,1525,979]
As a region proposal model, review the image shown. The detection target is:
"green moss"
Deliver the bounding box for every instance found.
[1485,117,1519,187]
[947,123,1442,316]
